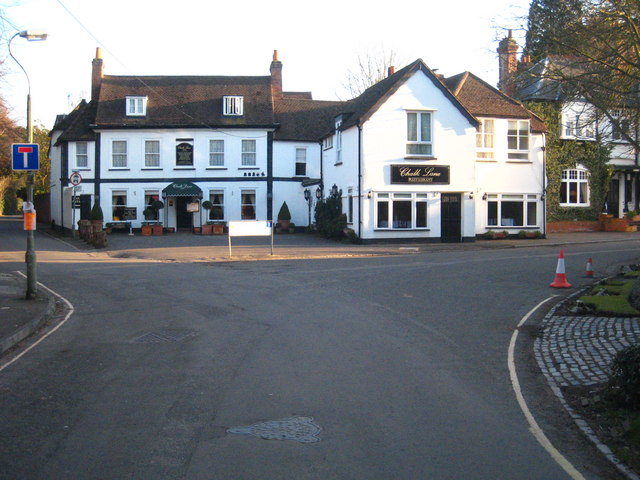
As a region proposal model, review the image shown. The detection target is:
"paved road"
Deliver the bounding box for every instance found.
[1,218,639,479]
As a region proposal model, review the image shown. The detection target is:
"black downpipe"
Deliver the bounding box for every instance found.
[358,125,362,239]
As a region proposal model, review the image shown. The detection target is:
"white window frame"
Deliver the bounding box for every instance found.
[223,96,244,116]
[295,147,307,176]
[208,190,225,221]
[144,140,160,168]
[209,139,225,167]
[323,136,333,150]
[374,192,429,230]
[144,190,160,221]
[560,168,590,206]
[241,139,256,166]
[507,120,530,161]
[126,96,147,116]
[240,189,256,220]
[335,121,343,164]
[75,141,88,168]
[487,194,538,227]
[476,118,494,160]
[111,190,129,221]
[111,140,128,168]
[406,111,433,157]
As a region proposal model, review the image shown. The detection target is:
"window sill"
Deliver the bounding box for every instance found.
[174,167,196,170]
[109,168,130,171]
[334,162,343,166]
[404,156,437,160]
[559,204,590,208]
[73,167,91,171]
[206,167,227,170]
[506,160,533,164]
[238,167,259,170]
[374,228,430,232]
[142,168,163,171]
[476,158,497,163]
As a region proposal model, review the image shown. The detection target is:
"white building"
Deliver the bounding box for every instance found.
[50,49,546,242]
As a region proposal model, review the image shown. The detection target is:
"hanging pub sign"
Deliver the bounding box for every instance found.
[391,165,450,185]
[176,139,194,166]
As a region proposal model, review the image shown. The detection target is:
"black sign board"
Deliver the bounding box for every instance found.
[123,207,137,220]
[176,142,194,166]
[391,165,450,185]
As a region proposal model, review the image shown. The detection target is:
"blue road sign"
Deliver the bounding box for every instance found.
[12,143,40,171]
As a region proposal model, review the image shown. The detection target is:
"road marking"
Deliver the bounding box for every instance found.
[0,273,75,373]
[508,296,587,480]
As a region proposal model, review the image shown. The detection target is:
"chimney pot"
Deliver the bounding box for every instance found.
[388,66,396,76]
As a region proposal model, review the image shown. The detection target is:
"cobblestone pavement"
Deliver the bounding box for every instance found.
[535,315,640,388]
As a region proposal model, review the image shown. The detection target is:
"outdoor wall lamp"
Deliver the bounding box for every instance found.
[315,186,322,199]
[331,184,339,196]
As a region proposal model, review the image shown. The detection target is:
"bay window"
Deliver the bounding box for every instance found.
[376,193,428,229]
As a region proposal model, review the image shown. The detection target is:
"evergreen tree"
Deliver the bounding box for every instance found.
[525,0,585,62]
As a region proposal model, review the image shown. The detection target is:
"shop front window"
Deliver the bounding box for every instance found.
[487,194,537,227]
[375,193,428,230]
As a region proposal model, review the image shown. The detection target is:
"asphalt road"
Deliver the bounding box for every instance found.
[1,218,639,479]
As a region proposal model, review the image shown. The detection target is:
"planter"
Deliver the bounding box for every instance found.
[193,227,201,234]
[141,225,152,236]
[213,223,225,235]
[152,225,163,235]
[279,219,290,230]
[201,224,213,235]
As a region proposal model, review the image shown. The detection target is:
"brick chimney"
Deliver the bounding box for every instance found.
[497,30,518,96]
[91,47,104,102]
[388,66,396,77]
[270,50,282,99]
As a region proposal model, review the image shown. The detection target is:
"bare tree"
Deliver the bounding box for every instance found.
[340,49,402,99]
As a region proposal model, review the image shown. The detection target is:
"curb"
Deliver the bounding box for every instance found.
[0,273,56,356]
[534,287,640,480]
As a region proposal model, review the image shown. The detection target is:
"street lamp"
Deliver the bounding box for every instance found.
[9,29,47,300]
[303,188,312,229]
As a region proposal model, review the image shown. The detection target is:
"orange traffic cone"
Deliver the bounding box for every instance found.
[585,257,594,278]
[550,250,572,288]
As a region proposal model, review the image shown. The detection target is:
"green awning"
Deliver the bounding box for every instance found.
[162,181,203,198]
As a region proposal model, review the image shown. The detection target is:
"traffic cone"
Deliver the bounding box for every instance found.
[550,250,572,288]
[585,257,594,278]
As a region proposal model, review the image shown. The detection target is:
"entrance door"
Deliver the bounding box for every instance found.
[176,197,193,230]
[79,195,92,220]
[441,193,462,243]
[606,179,620,217]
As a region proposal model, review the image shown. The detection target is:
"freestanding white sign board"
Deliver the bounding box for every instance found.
[227,220,273,257]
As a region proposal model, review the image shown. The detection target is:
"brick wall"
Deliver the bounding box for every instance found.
[546,221,602,233]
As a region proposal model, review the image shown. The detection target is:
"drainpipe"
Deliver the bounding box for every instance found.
[358,124,363,240]
[542,139,547,238]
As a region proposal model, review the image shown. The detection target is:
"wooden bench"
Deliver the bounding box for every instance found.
[105,221,131,233]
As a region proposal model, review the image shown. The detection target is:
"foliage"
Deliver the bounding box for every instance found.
[606,344,640,410]
[525,101,613,221]
[277,201,291,221]
[524,0,640,153]
[0,176,20,214]
[314,188,347,239]
[579,279,640,315]
[201,200,213,210]
[90,201,103,221]
[32,125,51,195]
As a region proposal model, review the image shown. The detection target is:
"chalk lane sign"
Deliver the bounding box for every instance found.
[391,165,450,185]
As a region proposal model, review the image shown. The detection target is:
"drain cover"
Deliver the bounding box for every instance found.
[227,416,321,443]
[132,329,196,344]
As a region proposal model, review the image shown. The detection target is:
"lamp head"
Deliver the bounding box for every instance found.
[19,30,48,41]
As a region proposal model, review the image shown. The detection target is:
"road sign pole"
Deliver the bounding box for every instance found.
[25,93,37,299]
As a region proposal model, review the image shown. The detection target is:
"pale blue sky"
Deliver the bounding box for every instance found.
[2,0,532,129]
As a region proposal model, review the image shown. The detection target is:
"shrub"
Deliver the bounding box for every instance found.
[277,201,291,221]
[90,201,104,221]
[606,344,640,410]
[315,188,346,239]
[0,177,19,215]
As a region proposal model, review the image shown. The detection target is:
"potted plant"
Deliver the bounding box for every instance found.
[90,201,103,227]
[288,222,296,233]
[201,200,214,234]
[141,207,155,236]
[277,201,291,231]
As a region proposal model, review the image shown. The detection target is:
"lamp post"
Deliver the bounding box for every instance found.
[303,188,312,229]
[9,29,47,300]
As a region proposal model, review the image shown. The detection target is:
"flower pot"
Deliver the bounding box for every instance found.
[141,225,152,236]
[213,223,224,235]
[201,224,213,235]
[152,225,163,235]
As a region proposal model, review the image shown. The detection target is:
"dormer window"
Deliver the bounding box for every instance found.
[126,96,147,116]
[223,96,244,116]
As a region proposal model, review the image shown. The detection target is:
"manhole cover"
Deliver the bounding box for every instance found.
[132,329,197,344]
[227,416,321,443]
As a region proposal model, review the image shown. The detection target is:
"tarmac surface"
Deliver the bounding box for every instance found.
[1,225,640,478]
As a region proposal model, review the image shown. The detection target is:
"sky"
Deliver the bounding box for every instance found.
[1,0,532,130]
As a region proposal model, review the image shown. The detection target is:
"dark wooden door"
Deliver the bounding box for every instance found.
[176,197,192,230]
[441,193,462,243]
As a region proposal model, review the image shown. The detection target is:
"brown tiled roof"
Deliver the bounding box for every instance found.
[274,97,346,141]
[446,72,547,133]
[54,100,97,144]
[94,75,276,128]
